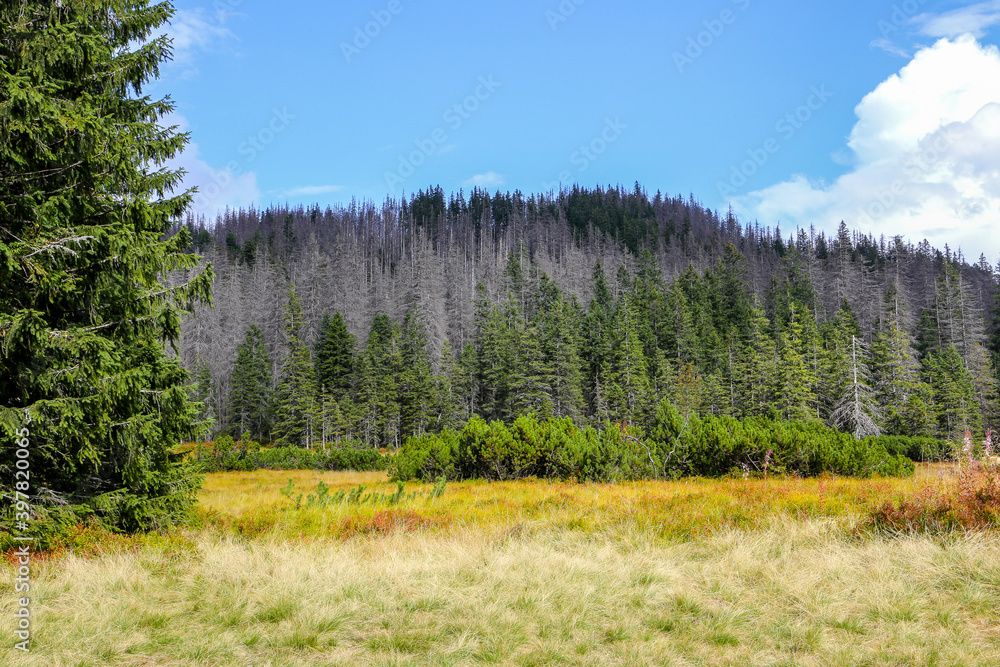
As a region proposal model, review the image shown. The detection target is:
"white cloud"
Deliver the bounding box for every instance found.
[282,185,345,197]
[463,171,505,188]
[914,1,1000,38]
[158,8,236,74]
[732,36,1000,262]
[870,37,911,58]
[164,115,260,221]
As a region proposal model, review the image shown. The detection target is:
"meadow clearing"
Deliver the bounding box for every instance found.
[3,465,1000,666]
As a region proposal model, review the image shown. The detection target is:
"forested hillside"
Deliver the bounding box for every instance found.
[174,184,1000,447]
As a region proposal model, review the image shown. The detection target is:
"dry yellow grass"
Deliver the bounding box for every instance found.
[196,467,933,540]
[3,466,998,666]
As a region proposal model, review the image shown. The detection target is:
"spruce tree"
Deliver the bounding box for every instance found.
[775,305,817,421]
[399,308,434,437]
[227,324,273,442]
[991,260,1000,400]
[733,299,778,418]
[583,266,613,418]
[539,295,585,419]
[314,311,356,403]
[927,344,981,439]
[188,356,215,442]
[871,286,921,434]
[476,302,513,420]
[433,339,465,430]
[273,287,318,448]
[361,313,402,447]
[662,281,699,365]
[0,0,213,532]
[707,242,754,344]
[508,317,555,419]
[456,343,478,419]
[604,295,650,422]
[817,303,860,421]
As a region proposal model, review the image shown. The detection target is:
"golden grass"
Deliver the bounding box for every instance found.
[4,465,999,666]
[196,467,935,540]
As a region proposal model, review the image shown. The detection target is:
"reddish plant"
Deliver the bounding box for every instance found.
[340,510,449,537]
[861,458,1000,534]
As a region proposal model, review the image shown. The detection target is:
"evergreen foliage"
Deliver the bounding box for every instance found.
[272,287,318,447]
[0,0,212,532]
[191,435,386,473]
[314,311,356,403]
[227,324,273,441]
[181,186,999,462]
[389,406,916,483]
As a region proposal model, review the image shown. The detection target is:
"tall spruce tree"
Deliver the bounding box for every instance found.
[871,286,922,434]
[227,324,273,442]
[399,307,434,437]
[0,0,213,532]
[775,305,817,421]
[603,295,650,422]
[733,299,778,418]
[273,287,318,448]
[991,260,1000,397]
[314,311,356,403]
[926,344,981,439]
[433,339,464,430]
[360,313,402,447]
[539,295,585,419]
[188,356,215,442]
[817,302,861,421]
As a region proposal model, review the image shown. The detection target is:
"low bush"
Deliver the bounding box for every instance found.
[189,435,387,473]
[862,435,951,462]
[390,401,915,482]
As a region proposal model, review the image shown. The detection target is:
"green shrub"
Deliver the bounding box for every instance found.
[390,430,460,481]
[390,403,915,483]
[191,438,386,473]
[863,435,951,462]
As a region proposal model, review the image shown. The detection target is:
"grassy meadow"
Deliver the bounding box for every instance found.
[4,465,1000,665]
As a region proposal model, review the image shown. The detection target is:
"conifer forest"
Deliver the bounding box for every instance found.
[176,185,1000,451]
[10,2,1000,663]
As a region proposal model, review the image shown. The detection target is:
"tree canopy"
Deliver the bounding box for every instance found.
[0,0,212,533]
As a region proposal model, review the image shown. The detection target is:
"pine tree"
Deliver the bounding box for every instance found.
[538,294,585,419]
[775,304,817,421]
[433,339,465,430]
[0,0,213,532]
[314,311,356,403]
[603,295,650,422]
[927,344,981,439]
[361,313,402,447]
[399,307,434,437]
[227,324,273,442]
[871,286,921,434]
[188,356,215,442]
[273,287,318,448]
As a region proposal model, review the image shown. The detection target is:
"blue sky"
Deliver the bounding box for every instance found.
[160,0,1000,263]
